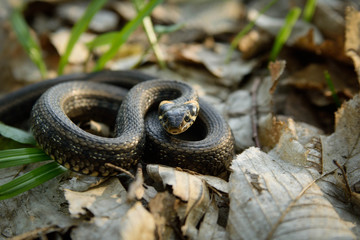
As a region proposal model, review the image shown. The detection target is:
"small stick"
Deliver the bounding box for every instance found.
[251,77,262,148]
[333,160,352,200]
[105,163,135,179]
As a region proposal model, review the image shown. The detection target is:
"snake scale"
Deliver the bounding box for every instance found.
[0,71,235,176]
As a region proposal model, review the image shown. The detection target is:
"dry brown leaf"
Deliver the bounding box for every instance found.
[282,63,357,106]
[227,147,356,240]
[345,7,360,84]
[127,165,145,202]
[198,196,228,240]
[65,178,156,239]
[64,178,129,218]
[321,94,360,185]
[50,28,95,65]
[178,43,256,86]
[147,164,219,239]
[0,169,76,238]
[268,60,286,94]
[148,192,178,240]
[153,0,244,36]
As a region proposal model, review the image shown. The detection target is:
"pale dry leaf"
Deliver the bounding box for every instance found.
[67,178,156,240]
[251,11,324,46]
[345,7,360,84]
[0,170,76,238]
[321,94,360,186]
[259,112,323,169]
[197,175,229,194]
[258,113,285,151]
[71,202,155,240]
[269,118,323,168]
[198,196,227,240]
[50,28,95,64]
[64,178,129,218]
[179,43,256,86]
[154,0,243,35]
[227,147,355,240]
[146,164,211,239]
[127,166,145,202]
[118,202,156,240]
[60,173,105,192]
[148,192,178,240]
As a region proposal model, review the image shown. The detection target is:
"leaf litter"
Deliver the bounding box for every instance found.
[1,1,360,239]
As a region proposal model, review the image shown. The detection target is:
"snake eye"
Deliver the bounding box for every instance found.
[184,115,190,122]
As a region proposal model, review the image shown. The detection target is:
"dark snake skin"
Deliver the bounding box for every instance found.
[0,71,235,176]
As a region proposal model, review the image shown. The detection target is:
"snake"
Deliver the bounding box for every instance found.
[0,71,235,176]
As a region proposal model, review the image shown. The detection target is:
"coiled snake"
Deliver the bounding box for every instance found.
[0,71,234,176]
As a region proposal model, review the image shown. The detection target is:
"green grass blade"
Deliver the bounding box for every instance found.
[0,162,67,200]
[0,148,50,168]
[10,8,47,78]
[133,0,166,69]
[93,0,163,71]
[269,7,301,61]
[226,0,279,62]
[0,122,36,145]
[303,0,317,22]
[86,32,117,50]
[324,70,341,107]
[57,0,107,75]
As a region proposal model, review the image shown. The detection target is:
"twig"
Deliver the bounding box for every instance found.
[105,163,135,179]
[250,78,262,148]
[333,160,352,200]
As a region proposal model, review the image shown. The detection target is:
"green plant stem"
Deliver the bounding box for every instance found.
[133,0,166,69]
[10,8,47,78]
[269,7,301,61]
[0,162,67,200]
[57,0,107,75]
[0,148,50,168]
[226,0,279,62]
[93,0,163,71]
[324,70,341,107]
[303,0,317,22]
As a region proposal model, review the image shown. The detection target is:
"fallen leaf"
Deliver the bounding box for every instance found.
[148,191,179,240]
[321,94,360,185]
[178,43,256,86]
[345,7,360,84]
[64,178,129,218]
[146,164,213,239]
[227,147,356,239]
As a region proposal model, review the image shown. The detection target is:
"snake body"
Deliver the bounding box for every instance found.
[0,71,235,176]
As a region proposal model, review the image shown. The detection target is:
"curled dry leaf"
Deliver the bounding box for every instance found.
[268,60,286,94]
[227,147,356,240]
[146,164,226,239]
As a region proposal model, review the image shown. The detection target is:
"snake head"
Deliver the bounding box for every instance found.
[158,100,200,135]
